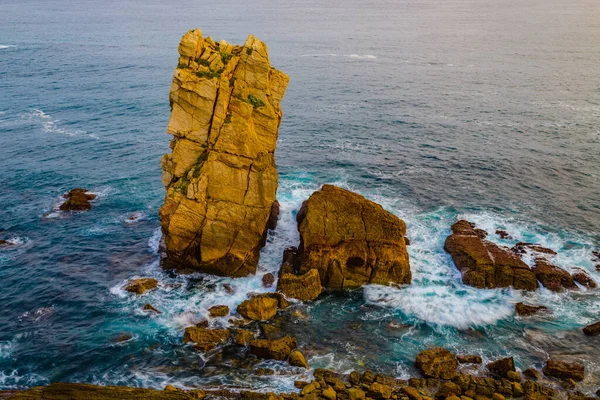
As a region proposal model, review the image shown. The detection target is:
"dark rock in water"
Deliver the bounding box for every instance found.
[543,359,584,381]
[595,264,600,272]
[473,228,488,239]
[404,237,411,246]
[571,268,597,289]
[124,278,158,295]
[487,357,516,378]
[456,354,482,364]
[266,200,280,231]
[208,305,229,317]
[112,332,133,343]
[523,368,540,380]
[183,327,230,352]
[233,329,254,346]
[261,273,275,288]
[415,348,458,379]
[591,250,600,261]
[444,220,537,290]
[515,302,551,316]
[249,335,297,360]
[295,185,411,289]
[512,242,557,256]
[495,229,512,239]
[532,259,577,292]
[143,303,161,313]
[583,321,600,336]
[222,283,235,294]
[0,239,15,247]
[59,188,96,211]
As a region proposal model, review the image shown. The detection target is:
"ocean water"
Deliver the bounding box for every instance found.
[1,0,599,394]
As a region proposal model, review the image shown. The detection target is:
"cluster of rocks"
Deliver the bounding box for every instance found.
[59,188,96,211]
[444,220,597,293]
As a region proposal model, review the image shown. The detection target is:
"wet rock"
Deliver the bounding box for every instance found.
[495,230,512,240]
[288,349,309,369]
[322,386,337,400]
[583,321,600,336]
[223,283,235,294]
[522,368,540,380]
[362,370,376,385]
[436,382,462,398]
[112,332,133,343]
[515,303,550,316]
[595,264,600,272]
[491,394,505,400]
[368,382,393,399]
[294,381,310,389]
[593,251,600,261]
[208,305,229,317]
[183,327,230,352]
[543,359,584,381]
[401,386,423,400]
[444,221,537,291]
[486,357,515,378]
[237,295,278,321]
[571,268,597,289]
[523,380,557,400]
[159,29,289,277]
[347,388,367,400]
[125,278,158,295]
[456,355,482,364]
[511,243,557,256]
[349,371,362,386]
[294,185,411,289]
[59,188,97,211]
[254,368,275,376]
[249,335,297,360]
[415,348,458,380]
[143,303,161,313]
[164,385,178,392]
[506,371,521,383]
[532,259,577,292]
[3,382,197,399]
[277,267,322,301]
[259,292,291,309]
[405,237,411,246]
[0,239,15,247]
[262,273,275,288]
[233,329,255,346]
[267,200,280,231]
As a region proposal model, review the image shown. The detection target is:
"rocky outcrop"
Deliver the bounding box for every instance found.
[583,321,600,336]
[444,221,537,291]
[237,294,279,321]
[515,303,550,316]
[531,259,577,292]
[276,247,323,301]
[414,348,458,379]
[208,305,229,317]
[456,354,482,364]
[543,359,584,381]
[571,268,597,288]
[183,326,230,352]
[60,188,96,211]
[124,278,158,295]
[293,185,411,289]
[249,335,297,360]
[486,357,516,378]
[159,29,289,277]
[0,383,194,399]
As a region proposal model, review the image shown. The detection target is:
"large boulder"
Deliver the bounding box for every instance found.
[237,294,278,321]
[531,259,577,292]
[183,327,230,352]
[294,185,411,289]
[276,247,323,301]
[415,348,458,379]
[124,278,158,295]
[249,335,297,360]
[486,357,516,378]
[444,221,537,290]
[159,29,289,277]
[542,359,584,381]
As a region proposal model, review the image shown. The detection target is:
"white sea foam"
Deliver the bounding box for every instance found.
[24,109,99,139]
[18,306,56,323]
[0,45,16,49]
[299,53,376,59]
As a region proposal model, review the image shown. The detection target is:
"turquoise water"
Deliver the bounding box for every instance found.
[1,0,599,394]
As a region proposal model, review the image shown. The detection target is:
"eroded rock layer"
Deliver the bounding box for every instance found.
[159,29,289,276]
[294,185,411,289]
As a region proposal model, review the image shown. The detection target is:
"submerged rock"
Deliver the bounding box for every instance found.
[59,188,96,211]
[159,29,289,277]
[142,303,161,314]
[444,221,537,290]
[0,239,15,247]
[543,359,584,381]
[495,229,512,240]
[511,242,557,256]
[515,302,550,316]
[415,348,458,379]
[532,259,577,292]
[208,305,229,317]
[294,185,411,289]
[583,321,600,336]
[456,354,482,364]
[124,278,158,295]
[237,294,278,321]
[571,268,597,289]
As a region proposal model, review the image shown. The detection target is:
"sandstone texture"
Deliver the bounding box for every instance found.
[60,188,96,211]
[237,294,279,321]
[543,359,584,381]
[414,348,458,379]
[276,247,322,301]
[124,277,158,295]
[183,326,230,352]
[444,221,537,290]
[293,185,411,289]
[486,357,516,378]
[159,29,289,277]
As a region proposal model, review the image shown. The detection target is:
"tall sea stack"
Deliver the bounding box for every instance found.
[159,29,289,277]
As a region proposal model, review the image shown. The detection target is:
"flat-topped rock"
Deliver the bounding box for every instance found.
[159,29,289,277]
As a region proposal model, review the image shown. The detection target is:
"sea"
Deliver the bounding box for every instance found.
[0,0,599,394]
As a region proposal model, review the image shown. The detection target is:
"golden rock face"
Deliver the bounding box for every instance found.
[296,185,412,289]
[159,29,289,277]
